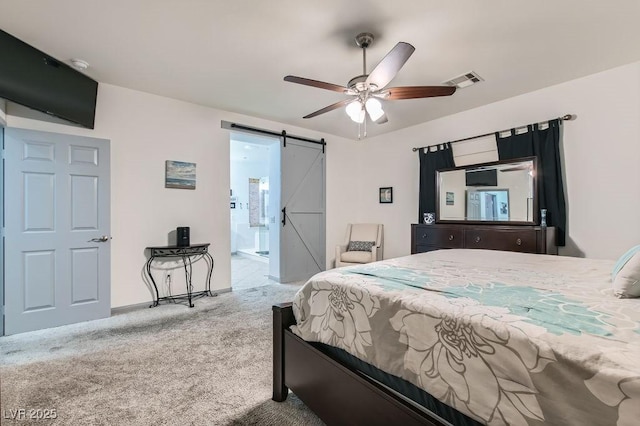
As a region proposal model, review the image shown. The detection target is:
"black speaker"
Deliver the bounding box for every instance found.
[176,227,190,247]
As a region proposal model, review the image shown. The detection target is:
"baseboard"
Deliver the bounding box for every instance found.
[111,301,151,316]
[111,287,232,316]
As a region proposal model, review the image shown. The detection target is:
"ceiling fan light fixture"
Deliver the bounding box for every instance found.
[365,98,384,121]
[353,108,366,123]
[345,100,360,116]
[346,100,365,123]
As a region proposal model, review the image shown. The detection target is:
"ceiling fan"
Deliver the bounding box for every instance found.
[284,32,456,131]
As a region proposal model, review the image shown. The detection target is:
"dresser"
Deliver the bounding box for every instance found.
[411,224,557,255]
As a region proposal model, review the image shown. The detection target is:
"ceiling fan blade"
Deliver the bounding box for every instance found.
[365,42,415,89]
[303,98,353,119]
[383,86,456,100]
[284,75,349,93]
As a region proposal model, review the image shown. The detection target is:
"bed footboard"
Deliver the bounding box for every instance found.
[272,302,444,426]
[273,302,295,402]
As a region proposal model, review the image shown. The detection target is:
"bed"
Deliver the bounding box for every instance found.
[273,249,640,425]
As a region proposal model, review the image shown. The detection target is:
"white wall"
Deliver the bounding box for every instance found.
[6,83,359,308]
[350,61,640,260]
[325,138,366,264]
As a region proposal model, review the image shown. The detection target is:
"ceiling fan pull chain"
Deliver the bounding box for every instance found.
[364,113,367,138]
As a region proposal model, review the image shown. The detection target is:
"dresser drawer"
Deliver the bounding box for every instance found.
[411,224,555,255]
[413,226,464,249]
[464,229,538,253]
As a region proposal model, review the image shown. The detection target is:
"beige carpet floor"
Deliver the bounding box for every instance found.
[0,284,324,426]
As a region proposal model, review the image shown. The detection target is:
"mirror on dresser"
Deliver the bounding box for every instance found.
[436,157,537,224]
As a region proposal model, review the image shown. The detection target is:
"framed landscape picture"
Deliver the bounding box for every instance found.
[165,160,196,189]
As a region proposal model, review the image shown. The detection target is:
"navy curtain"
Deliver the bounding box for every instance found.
[495,119,566,246]
[418,143,455,223]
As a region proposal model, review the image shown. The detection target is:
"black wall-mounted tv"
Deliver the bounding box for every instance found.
[466,169,497,187]
[0,29,98,128]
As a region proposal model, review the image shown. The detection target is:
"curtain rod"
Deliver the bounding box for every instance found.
[411,114,575,152]
[222,121,326,147]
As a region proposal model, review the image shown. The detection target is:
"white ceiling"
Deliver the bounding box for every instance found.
[2,1,640,140]
[230,132,276,163]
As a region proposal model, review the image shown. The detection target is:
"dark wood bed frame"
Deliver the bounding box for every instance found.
[273,303,446,426]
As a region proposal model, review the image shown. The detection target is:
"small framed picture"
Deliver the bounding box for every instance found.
[446,191,454,206]
[379,187,393,204]
[165,160,196,190]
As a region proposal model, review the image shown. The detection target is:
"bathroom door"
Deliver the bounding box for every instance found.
[279,139,325,283]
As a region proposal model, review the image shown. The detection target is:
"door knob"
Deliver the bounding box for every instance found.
[89,235,112,243]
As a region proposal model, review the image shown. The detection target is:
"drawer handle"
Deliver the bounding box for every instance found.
[474,236,481,243]
[422,233,428,239]
[449,235,455,241]
[516,238,522,246]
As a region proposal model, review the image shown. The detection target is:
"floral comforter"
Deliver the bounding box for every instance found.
[291,249,640,426]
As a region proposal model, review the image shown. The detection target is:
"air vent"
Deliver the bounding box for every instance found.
[443,71,483,89]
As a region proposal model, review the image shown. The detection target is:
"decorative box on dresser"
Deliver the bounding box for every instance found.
[411,224,557,255]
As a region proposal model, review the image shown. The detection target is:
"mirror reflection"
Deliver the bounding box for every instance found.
[437,157,536,223]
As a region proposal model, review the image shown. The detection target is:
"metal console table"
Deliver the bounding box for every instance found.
[144,243,215,308]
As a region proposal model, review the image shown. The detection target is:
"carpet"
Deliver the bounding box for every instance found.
[0,284,324,426]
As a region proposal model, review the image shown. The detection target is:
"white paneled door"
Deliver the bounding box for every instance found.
[4,128,110,335]
[279,138,325,283]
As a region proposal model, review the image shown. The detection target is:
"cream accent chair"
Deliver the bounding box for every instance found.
[335,223,384,268]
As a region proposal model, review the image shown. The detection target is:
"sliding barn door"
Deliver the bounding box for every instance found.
[279,139,325,283]
[4,128,111,335]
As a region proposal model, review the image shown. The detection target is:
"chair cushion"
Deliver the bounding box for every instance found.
[341,250,374,264]
[348,241,375,252]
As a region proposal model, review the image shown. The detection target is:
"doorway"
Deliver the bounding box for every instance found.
[227,125,326,287]
[230,132,279,289]
[466,189,510,221]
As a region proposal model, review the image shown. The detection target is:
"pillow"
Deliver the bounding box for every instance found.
[612,245,640,298]
[347,240,375,252]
